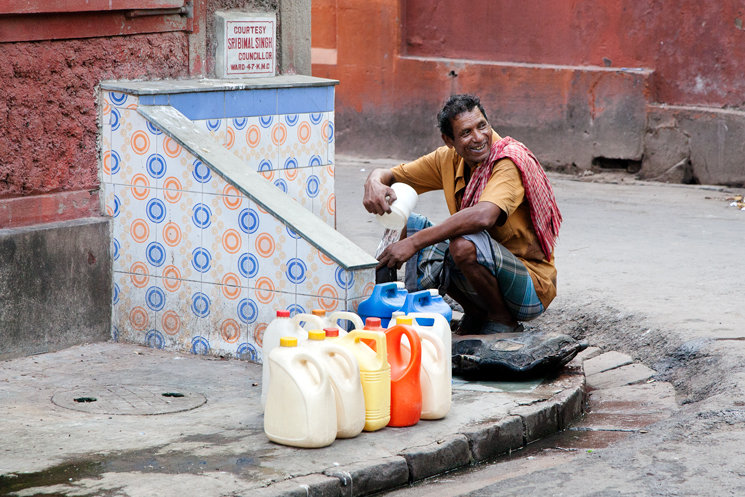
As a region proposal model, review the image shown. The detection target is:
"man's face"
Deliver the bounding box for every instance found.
[442,107,492,168]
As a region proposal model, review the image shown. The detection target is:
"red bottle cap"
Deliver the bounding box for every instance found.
[276,310,291,318]
[365,317,382,327]
[324,327,340,338]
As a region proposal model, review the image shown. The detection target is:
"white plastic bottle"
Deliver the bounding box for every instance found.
[406,311,452,381]
[304,330,365,438]
[263,336,337,448]
[396,314,451,420]
[261,310,307,409]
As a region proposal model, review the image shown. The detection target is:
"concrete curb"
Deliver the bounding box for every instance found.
[254,364,588,496]
[400,434,471,482]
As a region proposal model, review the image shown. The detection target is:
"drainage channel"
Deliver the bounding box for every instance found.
[379,349,679,496]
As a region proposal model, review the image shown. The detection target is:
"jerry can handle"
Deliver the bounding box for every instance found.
[412,290,431,305]
[381,281,399,298]
[420,332,444,362]
[400,326,421,377]
[351,330,388,364]
[388,324,422,377]
[292,313,324,330]
[407,311,447,328]
[328,311,363,332]
[292,351,328,392]
[329,344,359,378]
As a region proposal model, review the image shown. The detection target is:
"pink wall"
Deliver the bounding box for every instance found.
[313,0,745,184]
[314,0,745,114]
[403,0,745,108]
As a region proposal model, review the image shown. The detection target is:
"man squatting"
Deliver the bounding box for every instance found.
[363,94,562,335]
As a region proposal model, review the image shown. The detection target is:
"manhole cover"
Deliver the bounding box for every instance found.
[52,385,207,415]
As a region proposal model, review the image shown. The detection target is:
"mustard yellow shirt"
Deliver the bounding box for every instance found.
[390,131,557,308]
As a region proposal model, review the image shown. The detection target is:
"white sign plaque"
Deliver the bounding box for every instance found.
[216,13,276,78]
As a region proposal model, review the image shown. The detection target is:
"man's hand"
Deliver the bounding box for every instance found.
[376,237,418,270]
[363,168,397,215]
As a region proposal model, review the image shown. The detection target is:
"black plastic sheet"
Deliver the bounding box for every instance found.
[452,330,587,380]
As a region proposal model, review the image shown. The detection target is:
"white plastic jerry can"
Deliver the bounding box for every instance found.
[416,329,450,419]
[305,330,365,438]
[406,311,452,380]
[261,310,307,409]
[399,314,452,420]
[263,337,337,448]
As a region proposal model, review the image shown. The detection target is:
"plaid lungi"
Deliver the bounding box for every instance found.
[404,213,545,321]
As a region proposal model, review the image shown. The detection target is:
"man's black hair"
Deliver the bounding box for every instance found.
[437,94,488,139]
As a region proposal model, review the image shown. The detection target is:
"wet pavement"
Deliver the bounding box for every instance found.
[0,341,584,496]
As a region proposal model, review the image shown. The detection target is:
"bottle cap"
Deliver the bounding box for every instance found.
[279,336,298,347]
[276,310,291,318]
[308,330,325,341]
[324,327,340,338]
[365,317,382,327]
[312,309,326,317]
[396,316,414,325]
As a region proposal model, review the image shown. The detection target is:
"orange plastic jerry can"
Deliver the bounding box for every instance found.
[385,323,422,427]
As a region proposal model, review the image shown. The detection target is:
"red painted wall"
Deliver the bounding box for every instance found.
[403,0,745,108]
[313,0,745,175]
[1,35,189,198]
[312,0,336,50]
[0,0,280,228]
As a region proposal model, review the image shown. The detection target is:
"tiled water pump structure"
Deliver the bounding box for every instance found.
[99,76,377,362]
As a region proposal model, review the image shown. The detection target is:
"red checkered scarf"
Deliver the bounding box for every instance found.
[460,136,562,259]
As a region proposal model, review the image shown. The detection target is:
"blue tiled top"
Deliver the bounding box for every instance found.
[100,75,338,93]
[101,75,338,120]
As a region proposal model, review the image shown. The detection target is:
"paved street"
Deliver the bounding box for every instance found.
[1,155,744,496]
[338,156,745,495]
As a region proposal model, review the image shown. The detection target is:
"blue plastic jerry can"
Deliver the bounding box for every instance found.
[357,282,408,328]
[400,289,453,326]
